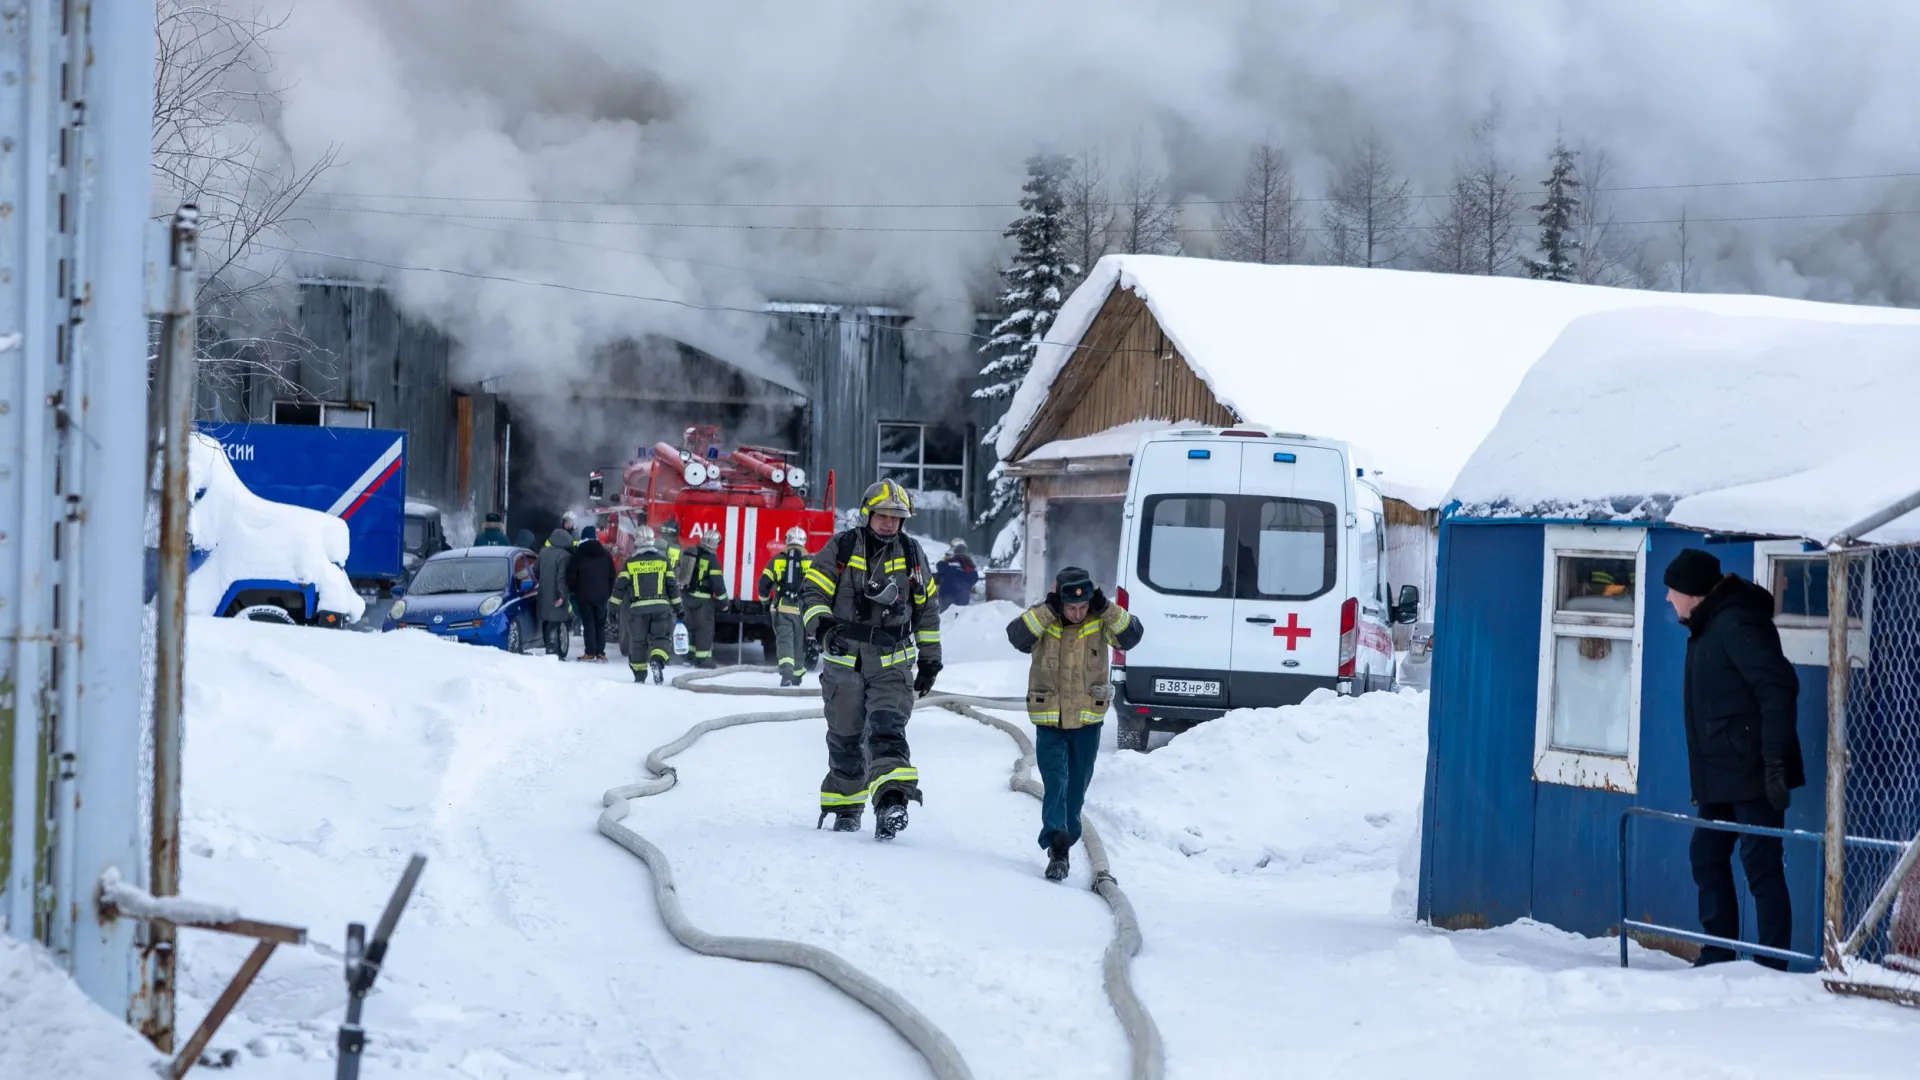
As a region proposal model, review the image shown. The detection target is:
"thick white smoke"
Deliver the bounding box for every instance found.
[244,0,1920,384]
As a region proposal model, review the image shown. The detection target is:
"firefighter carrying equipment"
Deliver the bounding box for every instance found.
[759,540,810,682]
[860,478,914,520]
[683,544,728,666]
[802,523,941,818]
[613,542,682,673]
[594,666,1164,1080]
[1007,593,1143,730]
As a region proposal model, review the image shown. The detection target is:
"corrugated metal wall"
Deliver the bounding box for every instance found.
[1422,522,1826,957]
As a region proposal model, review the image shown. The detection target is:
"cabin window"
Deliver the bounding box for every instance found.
[1237,498,1338,601]
[272,400,373,427]
[1534,526,1646,793]
[878,422,967,510]
[1753,541,1869,667]
[1139,495,1230,596]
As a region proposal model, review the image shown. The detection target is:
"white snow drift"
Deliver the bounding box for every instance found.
[999,257,1920,509]
[1451,308,1920,544]
[184,433,364,621]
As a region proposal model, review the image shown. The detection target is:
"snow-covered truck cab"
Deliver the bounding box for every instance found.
[1111,427,1417,750]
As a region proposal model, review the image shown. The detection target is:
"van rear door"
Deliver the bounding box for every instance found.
[1120,437,1239,711]
[1228,443,1347,705]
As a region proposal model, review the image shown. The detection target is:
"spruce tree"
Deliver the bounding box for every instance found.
[1526,140,1582,282]
[976,153,1075,528]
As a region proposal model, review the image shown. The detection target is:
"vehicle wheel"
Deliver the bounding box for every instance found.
[507,622,525,654]
[235,603,296,625]
[1116,715,1150,753]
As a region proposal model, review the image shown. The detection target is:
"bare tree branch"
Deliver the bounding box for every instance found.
[1060,147,1116,293]
[1220,143,1303,265]
[1114,139,1181,256]
[1320,132,1413,269]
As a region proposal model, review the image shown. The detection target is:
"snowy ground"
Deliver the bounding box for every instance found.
[12,600,1917,1078]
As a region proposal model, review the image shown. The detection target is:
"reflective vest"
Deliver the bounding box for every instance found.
[613,548,681,609]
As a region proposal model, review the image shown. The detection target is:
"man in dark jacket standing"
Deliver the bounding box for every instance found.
[566,526,617,662]
[535,526,574,659]
[1665,548,1805,970]
[934,540,978,611]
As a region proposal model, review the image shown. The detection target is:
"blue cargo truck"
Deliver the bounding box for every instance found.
[195,423,410,608]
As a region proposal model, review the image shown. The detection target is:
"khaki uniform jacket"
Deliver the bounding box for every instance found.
[1008,601,1142,729]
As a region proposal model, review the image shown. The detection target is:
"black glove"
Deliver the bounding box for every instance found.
[1764,760,1791,812]
[914,662,941,698]
[1089,589,1109,614]
[673,607,685,620]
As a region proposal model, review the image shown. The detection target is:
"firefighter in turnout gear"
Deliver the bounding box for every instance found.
[660,519,689,591]
[802,479,942,840]
[683,531,728,668]
[759,527,812,687]
[612,525,683,684]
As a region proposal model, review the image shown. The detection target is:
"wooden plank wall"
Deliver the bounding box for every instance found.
[1013,287,1234,458]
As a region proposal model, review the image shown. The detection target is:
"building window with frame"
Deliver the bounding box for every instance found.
[1534,525,1646,792]
[273,400,374,427]
[1753,540,1869,667]
[877,422,967,511]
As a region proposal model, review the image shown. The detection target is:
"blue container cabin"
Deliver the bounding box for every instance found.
[1417,504,1920,966]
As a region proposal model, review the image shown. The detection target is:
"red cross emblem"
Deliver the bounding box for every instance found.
[1272,613,1312,650]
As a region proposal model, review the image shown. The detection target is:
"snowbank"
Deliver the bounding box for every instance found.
[1090,687,1429,882]
[185,433,365,621]
[0,935,163,1079]
[999,256,1920,509]
[1450,308,1920,544]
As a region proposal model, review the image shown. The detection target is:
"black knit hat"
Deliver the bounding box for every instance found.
[1056,566,1095,603]
[1663,548,1722,597]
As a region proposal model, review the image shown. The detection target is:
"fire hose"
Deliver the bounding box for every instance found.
[596,665,1165,1080]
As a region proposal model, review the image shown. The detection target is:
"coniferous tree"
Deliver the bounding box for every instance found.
[976,152,1076,526]
[1526,140,1582,282]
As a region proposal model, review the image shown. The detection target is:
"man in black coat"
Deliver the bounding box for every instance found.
[565,526,619,662]
[1664,548,1805,970]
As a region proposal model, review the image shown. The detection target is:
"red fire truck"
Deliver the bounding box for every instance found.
[589,426,837,658]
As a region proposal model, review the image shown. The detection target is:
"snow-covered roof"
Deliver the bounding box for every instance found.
[998,255,1920,509]
[1448,308,1920,545]
[1018,419,1196,463]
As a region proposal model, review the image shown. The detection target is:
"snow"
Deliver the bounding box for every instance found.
[0,935,164,1079]
[137,600,1920,1077]
[1450,308,1920,544]
[1018,419,1196,462]
[990,517,1024,570]
[403,499,441,519]
[184,433,366,621]
[998,255,1920,509]
[99,866,240,926]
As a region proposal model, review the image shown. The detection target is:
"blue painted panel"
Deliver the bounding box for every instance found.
[1422,521,1542,929]
[1531,782,1632,934]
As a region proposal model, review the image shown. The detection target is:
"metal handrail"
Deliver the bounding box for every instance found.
[1616,807,1905,969]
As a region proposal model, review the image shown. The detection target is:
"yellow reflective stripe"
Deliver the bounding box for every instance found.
[649,648,670,661]
[819,789,868,807]
[631,598,671,607]
[883,557,906,574]
[1045,625,1062,638]
[915,630,941,643]
[1078,709,1107,723]
[1029,711,1061,725]
[805,568,838,593]
[803,604,833,624]
[824,652,857,667]
[868,766,918,790]
[878,646,918,667]
[1022,609,1043,634]
[1079,621,1103,638]
[846,554,869,570]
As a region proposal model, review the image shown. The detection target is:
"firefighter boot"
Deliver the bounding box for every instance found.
[650,659,665,685]
[817,807,862,832]
[1045,832,1072,882]
[632,667,646,684]
[873,788,910,842]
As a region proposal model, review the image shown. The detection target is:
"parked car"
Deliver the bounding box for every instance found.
[383,546,538,652]
[1111,427,1420,751]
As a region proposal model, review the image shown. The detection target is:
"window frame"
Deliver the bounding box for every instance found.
[272,400,374,427]
[876,421,967,503]
[1752,540,1870,668]
[1234,496,1339,602]
[1533,525,1647,793]
[1136,492,1234,598]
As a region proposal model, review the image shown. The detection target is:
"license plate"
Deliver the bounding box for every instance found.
[1155,678,1220,697]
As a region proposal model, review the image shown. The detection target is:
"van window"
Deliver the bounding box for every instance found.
[1140,495,1230,596]
[1240,498,1337,600]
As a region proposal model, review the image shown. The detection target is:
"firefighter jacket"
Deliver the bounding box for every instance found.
[687,548,728,600]
[1007,599,1142,729]
[758,548,809,615]
[665,544,688,588]
[802,527,940,672]
[612,546,682,612]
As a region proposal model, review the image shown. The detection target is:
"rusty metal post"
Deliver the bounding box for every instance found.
[145,206,199,1052]
[1823,546,1851,970]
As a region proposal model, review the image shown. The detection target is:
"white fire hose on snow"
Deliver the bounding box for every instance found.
[596,665,1165,1080]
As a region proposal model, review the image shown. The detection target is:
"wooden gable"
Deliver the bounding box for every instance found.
[1010,285,1235,460]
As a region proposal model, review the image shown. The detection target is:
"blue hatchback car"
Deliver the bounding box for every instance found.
[384,546,539,651]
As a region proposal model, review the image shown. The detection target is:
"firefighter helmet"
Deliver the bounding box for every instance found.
[633,524,657,546]
[784,526,808,547]
[860,479,914,520]
[699,530,720,551]
[660,519,680,538]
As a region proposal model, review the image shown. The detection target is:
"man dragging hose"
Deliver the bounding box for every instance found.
[1007,567,1143,881]
[802,480,941,840]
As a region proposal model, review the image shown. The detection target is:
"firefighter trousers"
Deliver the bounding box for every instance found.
[818,655,920,816]
[772,608,804,678]
[622,605,675,672]
[684,596,717,664]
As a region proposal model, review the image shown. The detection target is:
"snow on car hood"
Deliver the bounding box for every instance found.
[183,433,365,621]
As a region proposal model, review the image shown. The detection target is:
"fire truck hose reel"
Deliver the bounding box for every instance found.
[597,666,1164,1080]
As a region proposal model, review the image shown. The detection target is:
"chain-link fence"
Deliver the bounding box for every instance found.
[1827,545,1920,1005]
